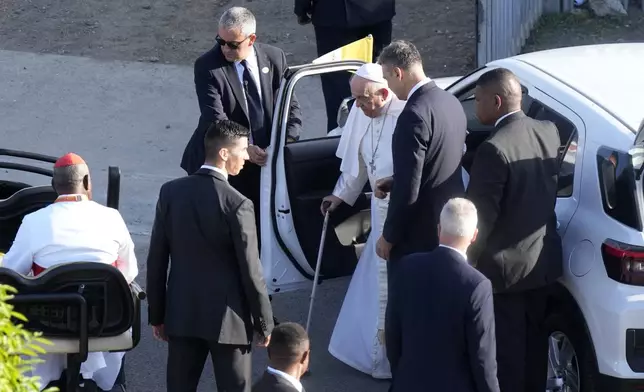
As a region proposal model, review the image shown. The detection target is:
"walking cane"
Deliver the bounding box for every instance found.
[302,201,331,378]
[306,201,331,332]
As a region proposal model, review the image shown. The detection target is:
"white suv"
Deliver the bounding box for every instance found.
[259,43,644,391]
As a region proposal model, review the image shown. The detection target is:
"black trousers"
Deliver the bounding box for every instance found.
[313,20,393,132]
[167,336,252,392]
[493,286,550,392]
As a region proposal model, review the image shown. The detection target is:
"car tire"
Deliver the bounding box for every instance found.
[544,312,599,392]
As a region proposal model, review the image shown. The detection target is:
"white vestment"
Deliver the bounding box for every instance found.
[1,195,138,391]
[327,94,405,379]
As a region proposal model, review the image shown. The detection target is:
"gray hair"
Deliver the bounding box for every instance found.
[53,164,89,188]
[377,40,422,71]
[219,7,256,37]
[440,198,478,238]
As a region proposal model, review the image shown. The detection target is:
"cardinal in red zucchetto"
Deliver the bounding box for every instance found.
[1,152,137,391]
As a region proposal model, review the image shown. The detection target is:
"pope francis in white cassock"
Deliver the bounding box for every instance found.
[323,63,404,379]
[0,153,138,391]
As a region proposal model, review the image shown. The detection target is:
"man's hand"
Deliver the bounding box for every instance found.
[297,13,312,25]
[256,333,271,347]
[320,195,343,215]
[152,324,167,342]
[376,235,393,261]
[374,188,388,199]
[375,177,394,199]
[248,145,268,166]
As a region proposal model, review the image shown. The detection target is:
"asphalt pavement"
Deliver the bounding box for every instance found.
[0,49,390,392]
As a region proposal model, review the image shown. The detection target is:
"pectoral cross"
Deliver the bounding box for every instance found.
[369,158,376,175]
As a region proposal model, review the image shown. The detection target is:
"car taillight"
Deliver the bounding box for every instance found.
[601,239,644,286]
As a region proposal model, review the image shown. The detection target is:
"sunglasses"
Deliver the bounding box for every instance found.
[216,35,251,50]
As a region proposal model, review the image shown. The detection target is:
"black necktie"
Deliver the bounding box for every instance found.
[241,60,265,142]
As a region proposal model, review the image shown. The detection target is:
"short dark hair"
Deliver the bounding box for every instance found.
[377,40,422,71]
[204,120,250,160]
[476,67,518,89]
[476,67,523,106]
[267,322,309,368]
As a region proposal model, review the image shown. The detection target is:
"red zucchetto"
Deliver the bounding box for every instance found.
[54,153,86,168]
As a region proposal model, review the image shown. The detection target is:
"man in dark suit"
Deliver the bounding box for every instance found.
[386,198,499,392]
[294,0,394,132]
[252,322,310,392]
[374,40,467,265]
[466,68,563,392]
[148,120,275,392]
[181,6,303,241]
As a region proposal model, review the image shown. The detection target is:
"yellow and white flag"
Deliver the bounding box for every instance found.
[312,35,374,64]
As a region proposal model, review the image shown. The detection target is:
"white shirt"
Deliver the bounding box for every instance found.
[201,164,228,180]
[267,367,303,392]
[234,47,261,144]
[407,77,433,100]
[234,47,262,102]
[439,244,468,261]
[494,109,522,127]
[1,196,138,283]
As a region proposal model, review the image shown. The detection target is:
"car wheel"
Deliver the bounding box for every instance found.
[544,313,599,392]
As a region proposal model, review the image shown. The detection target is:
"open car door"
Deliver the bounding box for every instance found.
[260,61,366,294]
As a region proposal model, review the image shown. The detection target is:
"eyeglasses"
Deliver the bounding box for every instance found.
[216,35,251,50]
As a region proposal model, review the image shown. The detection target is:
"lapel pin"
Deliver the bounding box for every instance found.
[262,67,269,74]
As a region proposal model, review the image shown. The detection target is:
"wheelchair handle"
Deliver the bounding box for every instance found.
[130,281,147,300]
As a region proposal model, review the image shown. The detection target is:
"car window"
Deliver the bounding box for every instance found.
[289,73,348,141]
[529,102,576,148]
[527,101,578,198]
[597,147,642,231]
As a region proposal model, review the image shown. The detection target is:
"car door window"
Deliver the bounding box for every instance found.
[526,101,578,198]
[596,147,642,231]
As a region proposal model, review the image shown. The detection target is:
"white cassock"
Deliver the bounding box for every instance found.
[327,93,405,379]
[0,194,138,391]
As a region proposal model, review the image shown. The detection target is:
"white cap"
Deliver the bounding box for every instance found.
[350,63,388,85]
